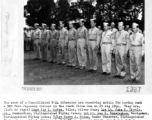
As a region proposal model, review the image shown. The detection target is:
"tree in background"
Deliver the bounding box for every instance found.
[24,0,144,30]
[24,0,55,26]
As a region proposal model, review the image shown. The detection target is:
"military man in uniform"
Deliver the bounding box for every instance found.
[129,23,144,82]
[50,23,58,63]
[32,23,41,60]
[76,19,88,70]
[110,22,118,61]
[67,21,77,67]
[87,19,101,72]
[100,22,114,75]
[57,21,68,65]
[41,23,49,61]
[125,25,132,35]
[114,22,129,79]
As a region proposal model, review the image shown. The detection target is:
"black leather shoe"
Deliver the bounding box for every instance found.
[114,75,121,78]
[106,73,111,75]
[102,72,106,75]
[87,69,93,72]
[120,76,125,79]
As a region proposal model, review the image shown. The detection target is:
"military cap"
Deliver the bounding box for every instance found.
[132,23,138,27]
[118,22,124,26]
[79,19,85,23]
[103,22,109,26]
[59,21,64,24]
[42,23,47,27]
[34,23,39,26]
[111,22,115,25]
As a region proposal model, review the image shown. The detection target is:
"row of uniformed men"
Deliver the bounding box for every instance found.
[31,19,144,82]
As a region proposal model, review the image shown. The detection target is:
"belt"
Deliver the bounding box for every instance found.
[102,42,112,44]
[78,37,85,39]
[131,44,142,47]
[89,39,96,41]
[117,43,126,46]
[26,37,31,38]
[69,39,76,41]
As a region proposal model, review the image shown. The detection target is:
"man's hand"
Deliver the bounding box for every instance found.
[84,44,87,49]
[113,49,116,54]
[142,51,145,57]
[94,45,99,50]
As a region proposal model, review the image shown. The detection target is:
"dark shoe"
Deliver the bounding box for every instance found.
[114,75,121,78]
[106,73,111,75]
[66,64,72,67]
[102,72,106,75]
[33,58,37,60]
[80,66,85,70]
[37,58,40,60]
[87,69,93,72]
[120,76,125,79]
[49,61,54,63]
[57,62,62,65]
[92,70,97,73]
[75,66,80,69]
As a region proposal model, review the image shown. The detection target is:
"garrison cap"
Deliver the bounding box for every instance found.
[69,21,75,24]
[59,21,64,24]
[103,22,109,26]
[34,23,39,26]
[118,22,124,26]
[51,23,56,27]
[132,23,138,27]
[90,18,96,23]
[111,22,115,25]
[42,23,47,27]
[79,19,85,23]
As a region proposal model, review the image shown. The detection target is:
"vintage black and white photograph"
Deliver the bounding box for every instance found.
[24,0,145,85]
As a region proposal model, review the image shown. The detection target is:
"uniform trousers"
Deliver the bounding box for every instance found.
[88,40,98,70]
[33,39,41,59]
[77,38,87,67]
[68,40,76,66]
[101,43,112,73]
[129,46,142,80]
[115,45,127,76]
[50,39,57,62]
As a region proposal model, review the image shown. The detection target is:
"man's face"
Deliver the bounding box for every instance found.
[118,24,123,31]
[79,21,83,27]
[34,25,38,29]
[104,25,108,31]
[111,24,114,28]
[132,26,137,33]
[42,25,45,30]
[69,23,73,28]
[51,25,55,30]
[98,26,101,30]
[60,23,64,28]
[126,25,130,30]
[90,21,95,28]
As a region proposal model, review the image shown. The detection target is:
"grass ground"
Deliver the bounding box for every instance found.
[24,51,144,85]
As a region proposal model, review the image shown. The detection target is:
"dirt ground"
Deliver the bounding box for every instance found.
[24,51,144,85]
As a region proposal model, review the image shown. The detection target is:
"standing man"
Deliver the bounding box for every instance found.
[67,21,77,67]
[58,21,68,65]
[125,25,132,35]
[114,22,129,79]
[41,23,49,61]
[76,19,88,70]
[87,19,101,72]
[24,28,31,51]
[129,23,144,82]
[32,23,41,60]
[50,23,58,63]
[100,22,113,75]
[110,22,118,61]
